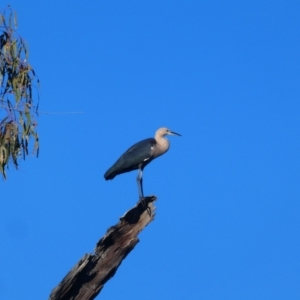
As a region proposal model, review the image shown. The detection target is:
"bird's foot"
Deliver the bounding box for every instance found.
[139,196,152,216]
[139,196,146,207]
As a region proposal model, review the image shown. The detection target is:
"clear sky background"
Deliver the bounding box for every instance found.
[1,1,300,299]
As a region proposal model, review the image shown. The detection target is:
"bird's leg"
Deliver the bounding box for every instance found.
[136,168,144,199]
[140,174,144,198]
[137,169,150,213]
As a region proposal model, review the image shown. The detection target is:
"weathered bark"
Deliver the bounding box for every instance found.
[49,196,157,300]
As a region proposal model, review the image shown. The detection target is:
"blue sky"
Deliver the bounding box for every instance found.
[1,1,300,299]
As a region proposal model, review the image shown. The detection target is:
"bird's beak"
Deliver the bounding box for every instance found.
[169,130,181,136]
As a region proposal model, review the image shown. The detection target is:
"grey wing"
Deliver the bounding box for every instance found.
[121,138,156,167]
[104,138,156,179]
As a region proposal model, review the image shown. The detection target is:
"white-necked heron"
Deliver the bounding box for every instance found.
[104,127,181,198]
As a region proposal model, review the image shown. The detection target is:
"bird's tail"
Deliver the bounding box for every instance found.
[104,168,116,180]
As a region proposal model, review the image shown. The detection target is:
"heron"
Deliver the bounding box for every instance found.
[104,127,181,198]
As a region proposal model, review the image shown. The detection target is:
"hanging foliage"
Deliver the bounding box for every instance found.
[0,6,39,179]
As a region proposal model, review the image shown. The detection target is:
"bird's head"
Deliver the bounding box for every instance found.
[156,127,181,138]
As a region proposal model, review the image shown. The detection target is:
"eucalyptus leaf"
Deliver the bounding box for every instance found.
[0,6,40,179]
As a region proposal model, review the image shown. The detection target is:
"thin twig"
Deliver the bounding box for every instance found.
[38,111,85,115]
[0,104,84,115]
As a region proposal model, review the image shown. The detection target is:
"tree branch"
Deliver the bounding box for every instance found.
[49,196,157,300]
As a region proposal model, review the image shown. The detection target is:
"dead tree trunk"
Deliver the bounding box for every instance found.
[49,196,157,300]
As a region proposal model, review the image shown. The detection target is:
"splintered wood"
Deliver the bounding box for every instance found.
[49,196,157,300]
